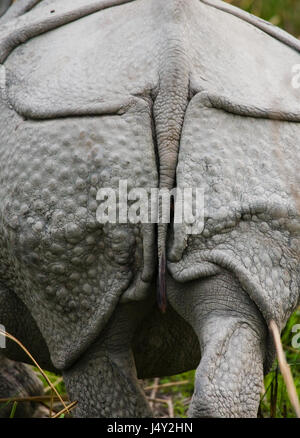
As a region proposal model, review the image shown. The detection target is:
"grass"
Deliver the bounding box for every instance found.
[9,401,18,419]
[3,313,299,418]
[143,309,300,418]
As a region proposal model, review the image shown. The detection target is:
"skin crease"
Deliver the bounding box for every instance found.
[0,0,300,418]
[0,0,10,17]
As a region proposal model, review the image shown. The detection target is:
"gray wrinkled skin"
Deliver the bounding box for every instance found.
[0,0,10,17]
[0,0,300,418]
[0,353,46,418]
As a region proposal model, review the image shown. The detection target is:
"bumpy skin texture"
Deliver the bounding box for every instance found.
[0,0,300,417]
[167,271,269,417]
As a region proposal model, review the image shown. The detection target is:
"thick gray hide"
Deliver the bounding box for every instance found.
[0,1,10,17]
[170,101,300,329]
[0,0,300,416]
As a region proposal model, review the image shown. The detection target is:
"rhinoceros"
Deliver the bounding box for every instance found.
[0,0,300,418]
